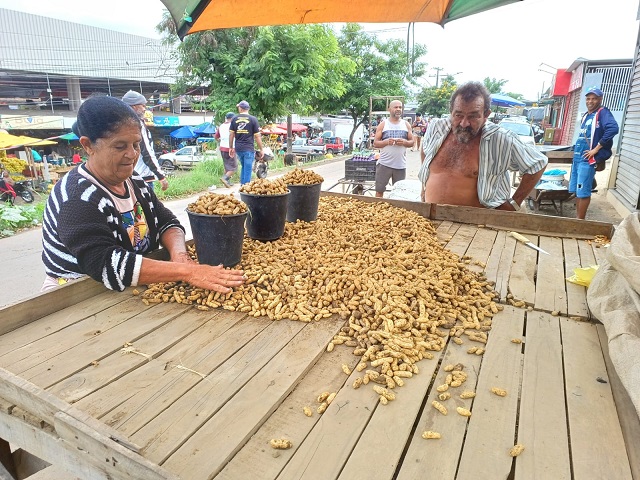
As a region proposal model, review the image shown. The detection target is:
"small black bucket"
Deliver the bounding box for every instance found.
[286,183,322,222]
[186,210,247,267]
[240,191,289,241]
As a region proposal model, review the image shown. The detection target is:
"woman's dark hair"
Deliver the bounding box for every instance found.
[72,94,139,143]
[450,82,492,114]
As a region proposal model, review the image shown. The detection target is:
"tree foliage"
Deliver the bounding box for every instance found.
[319,24,427,149]
[158,21,355,122]
[416,75,458,118]
[483,77,508,94]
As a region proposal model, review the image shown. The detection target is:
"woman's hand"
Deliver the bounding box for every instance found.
[184,264,246,294]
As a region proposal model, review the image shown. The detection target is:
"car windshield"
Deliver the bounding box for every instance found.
[500,122,533,136]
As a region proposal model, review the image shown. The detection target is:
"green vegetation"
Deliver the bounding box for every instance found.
[0,201,45,237]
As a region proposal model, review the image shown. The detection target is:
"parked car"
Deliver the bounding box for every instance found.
[158,145,205,170]
[291,138,326,155]
[498,119,536,146]
[309,136,344,154]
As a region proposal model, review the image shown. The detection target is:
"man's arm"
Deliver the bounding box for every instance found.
[495,168,545,210]
[372,122,389,148]
[404,121,415,147]
[228,130,236,158]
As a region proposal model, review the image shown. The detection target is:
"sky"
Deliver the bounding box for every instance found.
[0,0,638,101]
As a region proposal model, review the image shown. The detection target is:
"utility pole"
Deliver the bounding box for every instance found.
[429,67,444,88]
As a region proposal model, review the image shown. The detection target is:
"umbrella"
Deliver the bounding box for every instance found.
[490,93,526,108]
[160,0,522,38]
[193,122,217,135]
[58,132,79,141]
[261,125,288,135]
[170,126,197,139]
[277,123,307,133]
[0,132,57,150]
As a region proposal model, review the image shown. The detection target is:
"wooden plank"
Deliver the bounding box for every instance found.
[515,311,571,479]
[435,220,460,245]
[508,236,538,305]
[46,307,219,403]
[456,305,524,479]
[338,349,444,480]
[17,302,186,388]
[73,311,258,419]
[563,238,589,319]
[216,343,359,480]
[431,204,614,238]
[597,325,640,480]
[0,291,127,357]
[0,438,17,479]
[464,227,498,273]
[534,236,567,315]
[484,230,516,301]
[591,242,609,266]
[105,315,282,436]
[0,296,163,374]
[54,412,178,480]
[0,278,106,334]
[161,317,344,479]
[23,465,81,480]
[445,224,477,257]
[396,339,483,480]
[561,319,633,479]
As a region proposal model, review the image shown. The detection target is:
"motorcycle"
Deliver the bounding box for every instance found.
[13,180,35,203]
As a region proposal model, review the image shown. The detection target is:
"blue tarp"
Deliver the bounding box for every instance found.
[170,126,197,139]
[490,93,525,107]
[194,122,217,135]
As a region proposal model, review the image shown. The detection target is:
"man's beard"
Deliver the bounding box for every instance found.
[454,126,480,143]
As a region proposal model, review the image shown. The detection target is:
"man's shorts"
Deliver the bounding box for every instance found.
[568,157,595,198]
[375,164,406,193]
[221,150,237,172]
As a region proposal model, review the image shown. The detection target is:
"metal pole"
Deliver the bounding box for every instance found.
[46,73,54,114]
[107,78,112,96]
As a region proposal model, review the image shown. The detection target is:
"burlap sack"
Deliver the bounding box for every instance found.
[587,212,640,416]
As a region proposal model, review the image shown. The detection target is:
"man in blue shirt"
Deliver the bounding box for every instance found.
[569,87,619,219]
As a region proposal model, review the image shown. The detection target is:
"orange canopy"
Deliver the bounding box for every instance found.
[161,0,521,38]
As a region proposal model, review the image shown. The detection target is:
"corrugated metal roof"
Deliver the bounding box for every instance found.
[0,8,178,83]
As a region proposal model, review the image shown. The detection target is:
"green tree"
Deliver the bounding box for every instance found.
[319,24,427,150]
[158,20,355,122]
[483,77,508,94]
[416,75,458,117]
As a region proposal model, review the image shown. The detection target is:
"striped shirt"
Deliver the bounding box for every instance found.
[418,119,548,208]
[42,165,183,291]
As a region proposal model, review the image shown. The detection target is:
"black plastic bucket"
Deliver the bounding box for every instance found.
[186,210,247,267]
[240,191,289,241]
[286,183,322,222]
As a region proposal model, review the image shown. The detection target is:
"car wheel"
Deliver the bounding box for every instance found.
[327,149,334,155]
[162,160,175,172]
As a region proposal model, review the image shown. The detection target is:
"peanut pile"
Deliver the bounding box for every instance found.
[281,168,324,185]
[187,193,247,216]
[239,178,288,195]
[140,197,500,395]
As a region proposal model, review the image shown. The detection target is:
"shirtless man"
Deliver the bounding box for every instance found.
[418,82,547,210]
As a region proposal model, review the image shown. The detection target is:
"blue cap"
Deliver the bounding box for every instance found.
[585,87,603,97]
[236,100,250,109]
[225,112,234,119]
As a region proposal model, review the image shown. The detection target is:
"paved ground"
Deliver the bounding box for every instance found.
[0,150,624,308]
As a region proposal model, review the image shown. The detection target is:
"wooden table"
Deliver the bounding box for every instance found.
[0,196,637,480]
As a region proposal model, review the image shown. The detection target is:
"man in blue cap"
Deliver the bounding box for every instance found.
[569,86,619,219]
[229,100,264,184]
[215,112,237,187]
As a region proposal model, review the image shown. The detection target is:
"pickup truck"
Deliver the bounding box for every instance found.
[158,146,205,170]
[309,136,344,154]
[291,138,326,155]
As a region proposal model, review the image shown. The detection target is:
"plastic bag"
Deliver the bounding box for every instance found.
[566,265,599,287]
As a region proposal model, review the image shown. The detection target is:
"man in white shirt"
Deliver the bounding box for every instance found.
[215,112,237,187]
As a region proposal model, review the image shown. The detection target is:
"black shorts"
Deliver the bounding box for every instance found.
[375,164,406,193]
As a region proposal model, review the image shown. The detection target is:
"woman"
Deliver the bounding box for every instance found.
[0,170,16,204]
[42,95,245,293]
[411,113,427,152]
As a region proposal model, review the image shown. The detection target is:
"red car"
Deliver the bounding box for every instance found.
[309,136,344,155]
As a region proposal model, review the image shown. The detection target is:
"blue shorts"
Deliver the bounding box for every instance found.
[568,157,595,198]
